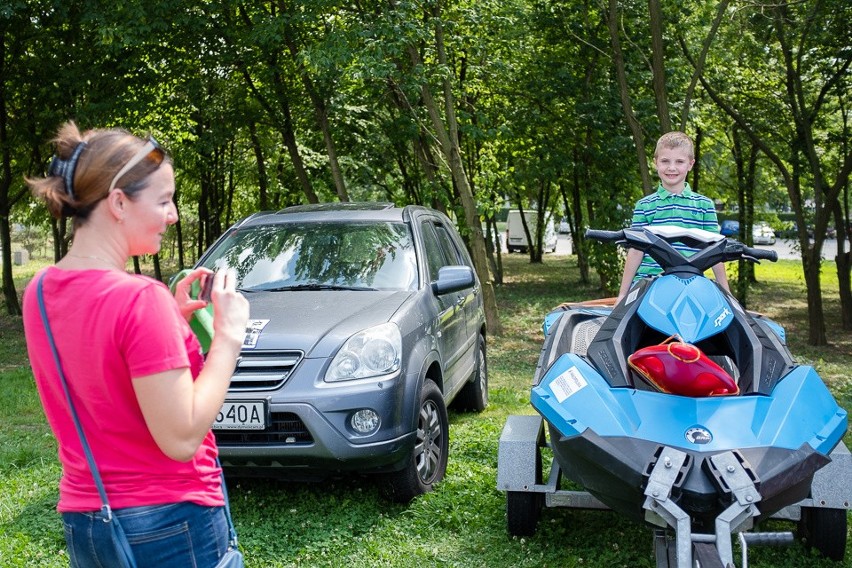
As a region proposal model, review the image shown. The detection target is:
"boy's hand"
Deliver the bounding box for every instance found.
[617,248,645,303]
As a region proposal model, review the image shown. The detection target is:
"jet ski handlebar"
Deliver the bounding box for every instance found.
[585,229,624,242]
[584,227,778,273]
[737,245,778,262]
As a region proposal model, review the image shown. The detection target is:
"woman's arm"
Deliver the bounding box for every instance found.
[133,269,249,461]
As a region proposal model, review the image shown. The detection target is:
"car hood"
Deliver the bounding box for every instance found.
[242,290,415,357]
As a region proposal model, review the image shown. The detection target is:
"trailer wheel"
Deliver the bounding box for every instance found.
[797,506,847,561]
[507,491,543,537]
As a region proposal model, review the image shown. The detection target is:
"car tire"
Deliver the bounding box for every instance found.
[452,335,488,412]
[383,379,449,503]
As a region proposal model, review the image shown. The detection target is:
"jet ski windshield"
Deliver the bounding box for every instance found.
[645,225,724,249]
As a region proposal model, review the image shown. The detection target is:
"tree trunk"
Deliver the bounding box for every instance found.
[803,247,827,344]
[288,49,349,202]
[234,52,317,204]
[280,98,319,205]
[0,34,20,315]
[648,0,672,133]
[51,219,60,261]
[607,0,652,194]
[174,218,186,269]
[280,5,348,203]
[409,18,502,335]
[153,253,162,282]
[837,98,852,329]
[536,182,551,262]
[0,214,19,315]
[385,76,446,203]
[483,214,503,286]
[692,127,702,194]
[197,170,209,260]
[248,120,269,210]
[516,202,539,264]
[838,248,852,329]
[677,0,731,129]
[745,143,758,285]
[569,161,589,282]
[225,142,236,229]
[731,127,750,306]
[833,198,852,328]
[560,165,589,284]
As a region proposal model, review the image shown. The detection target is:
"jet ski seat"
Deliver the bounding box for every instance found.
[627,337,740,397]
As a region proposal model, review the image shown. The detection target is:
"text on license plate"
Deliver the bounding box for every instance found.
[214,400,266,430]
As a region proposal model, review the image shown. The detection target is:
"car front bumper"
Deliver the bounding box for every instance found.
[216,400,417,474]
[215,360,421,476]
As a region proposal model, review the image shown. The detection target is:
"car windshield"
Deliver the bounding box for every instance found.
[201,221,419,292]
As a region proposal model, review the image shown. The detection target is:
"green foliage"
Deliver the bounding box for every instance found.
[586,242,624,294]
[1,0,849,351]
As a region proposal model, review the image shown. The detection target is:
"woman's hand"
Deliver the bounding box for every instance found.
[173,268,213,321]
[209,268,250,354]
[136,268,249,461]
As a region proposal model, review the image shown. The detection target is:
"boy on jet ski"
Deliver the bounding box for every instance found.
[617,131,730,303]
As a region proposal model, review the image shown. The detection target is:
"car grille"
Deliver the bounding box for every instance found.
[229,350,303,391]
[215,412,313,446]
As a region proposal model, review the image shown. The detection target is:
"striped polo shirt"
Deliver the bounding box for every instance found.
[631,183,721,280]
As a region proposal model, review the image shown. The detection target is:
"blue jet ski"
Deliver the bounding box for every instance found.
[499,226,851,567]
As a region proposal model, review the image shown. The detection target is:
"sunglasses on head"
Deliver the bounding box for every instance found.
[108,136,165,193]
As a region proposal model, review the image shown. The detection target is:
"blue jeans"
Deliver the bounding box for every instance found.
[62,502,230,568]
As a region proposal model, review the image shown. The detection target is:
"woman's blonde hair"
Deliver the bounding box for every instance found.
[27,121,168,221]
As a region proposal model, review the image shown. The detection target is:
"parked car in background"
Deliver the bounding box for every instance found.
[505,210,557,253]
[719,220,777,245]
[752,222,776,245]
[720,219,740,237]
[193,203,488,502]
[558,217,570,234]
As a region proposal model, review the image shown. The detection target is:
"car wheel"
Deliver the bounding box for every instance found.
[384,379,449,503]
[452,335,488,412]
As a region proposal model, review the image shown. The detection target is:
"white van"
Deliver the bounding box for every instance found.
[505,210,558,253]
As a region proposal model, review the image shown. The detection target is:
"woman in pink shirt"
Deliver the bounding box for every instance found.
[23,122,249,567]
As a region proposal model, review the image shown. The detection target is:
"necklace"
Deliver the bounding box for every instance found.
[65,253,122,269]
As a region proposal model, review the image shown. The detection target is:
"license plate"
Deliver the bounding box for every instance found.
[214,400,267,430]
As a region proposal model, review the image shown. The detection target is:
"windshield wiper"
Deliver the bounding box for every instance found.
[248,283,378,292]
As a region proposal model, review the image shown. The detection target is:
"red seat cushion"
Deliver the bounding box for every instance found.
[627,339,739,397]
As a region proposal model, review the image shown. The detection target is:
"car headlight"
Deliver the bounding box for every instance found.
[325,322,402,382]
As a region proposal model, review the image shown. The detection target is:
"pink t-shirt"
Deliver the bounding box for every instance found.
[23,267,224,512]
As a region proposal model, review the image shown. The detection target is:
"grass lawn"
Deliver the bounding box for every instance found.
[1,253,850,567]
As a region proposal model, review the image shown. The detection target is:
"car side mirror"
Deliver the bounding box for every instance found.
[432,265,475,295]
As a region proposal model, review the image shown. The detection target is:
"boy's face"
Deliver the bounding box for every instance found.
[654,146,694,192]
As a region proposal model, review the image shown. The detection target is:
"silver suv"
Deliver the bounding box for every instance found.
[197,203,488,502]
